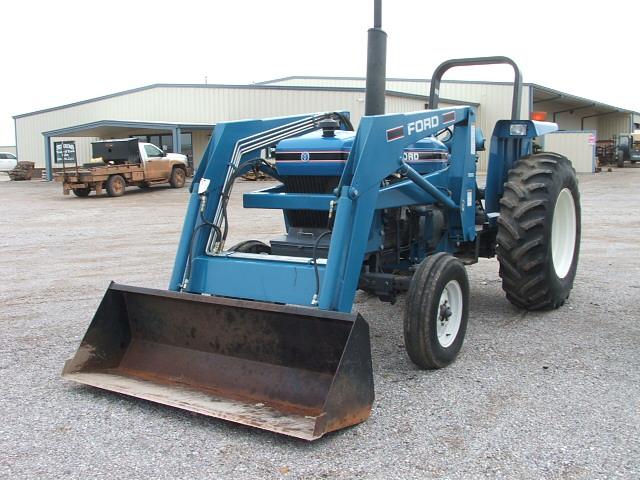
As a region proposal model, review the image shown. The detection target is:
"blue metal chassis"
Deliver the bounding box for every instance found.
[169,109,557,314]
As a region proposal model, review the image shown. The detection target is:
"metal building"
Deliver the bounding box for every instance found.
[12,78,640,178]
[14,84,464,180]
[260,76,640,171]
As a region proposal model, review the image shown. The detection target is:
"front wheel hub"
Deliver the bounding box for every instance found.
[436,280,463,348]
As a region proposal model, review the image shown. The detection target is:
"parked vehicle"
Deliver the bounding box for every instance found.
[54,138,188,197]
[0,152,18,171]
[616,132,640,167]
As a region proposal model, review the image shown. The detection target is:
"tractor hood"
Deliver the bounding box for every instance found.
[275,130,449,176]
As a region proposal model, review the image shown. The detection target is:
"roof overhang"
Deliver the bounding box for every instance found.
[530,84,636,118]
[42,120,214,138]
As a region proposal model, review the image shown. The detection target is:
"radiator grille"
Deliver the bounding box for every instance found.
[283,176,340,227]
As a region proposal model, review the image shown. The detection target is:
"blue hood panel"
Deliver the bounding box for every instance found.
[275,130,449,176]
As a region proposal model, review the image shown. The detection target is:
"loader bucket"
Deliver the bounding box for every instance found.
[62,283,374,440]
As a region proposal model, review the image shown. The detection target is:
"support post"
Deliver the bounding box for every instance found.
[44,135,52,181]
[172,127,181,154]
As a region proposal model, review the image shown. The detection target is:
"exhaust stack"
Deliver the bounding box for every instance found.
[364,0,387,116]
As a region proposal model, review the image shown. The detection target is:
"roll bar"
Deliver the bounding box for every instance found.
[428,56,523,120]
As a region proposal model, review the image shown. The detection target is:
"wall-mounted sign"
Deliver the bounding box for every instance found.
[54,141,77,164]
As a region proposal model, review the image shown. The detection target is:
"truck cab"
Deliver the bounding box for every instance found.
[139,142,188,181]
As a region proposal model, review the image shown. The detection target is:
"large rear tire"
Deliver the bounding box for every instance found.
[497,153,581,310]
[106,175,126,197]
[404,253,469,369]
[616,150,625,168]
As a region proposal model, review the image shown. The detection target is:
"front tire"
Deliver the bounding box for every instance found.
[227,240,271,254]
[616,150,625,168]
[169,167,186,188]
[497,153,581,310]
[72,188,90,197]
[404,253,469,369]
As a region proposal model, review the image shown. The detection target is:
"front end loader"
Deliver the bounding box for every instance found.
[63,1,581,440]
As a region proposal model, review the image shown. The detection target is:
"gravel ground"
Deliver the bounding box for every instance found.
[1,169,639,479]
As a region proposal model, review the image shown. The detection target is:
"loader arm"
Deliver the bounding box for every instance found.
[320,106,476,311]
[175,106,477,312]
[170,112,347,292]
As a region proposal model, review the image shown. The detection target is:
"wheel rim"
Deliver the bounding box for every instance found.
[551,188,577,279]
[113,178,124,194]
[436,280,463,348]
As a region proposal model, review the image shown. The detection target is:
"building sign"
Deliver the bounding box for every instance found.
[54,141,77,164]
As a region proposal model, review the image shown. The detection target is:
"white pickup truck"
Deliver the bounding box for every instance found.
[55,138,189,197]
[0,152,18,171]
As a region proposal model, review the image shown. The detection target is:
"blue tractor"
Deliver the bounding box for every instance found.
[63,1,581,440]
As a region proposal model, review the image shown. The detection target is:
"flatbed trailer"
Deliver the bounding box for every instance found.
[55,163,149,196]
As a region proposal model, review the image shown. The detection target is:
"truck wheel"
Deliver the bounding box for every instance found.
[227,240,271,254]
[72,188,91,197]
[404,253,469,369]
[497,153,581,310]
[170,167,186,188]
[106,175,126,197]
[616,151,625,168]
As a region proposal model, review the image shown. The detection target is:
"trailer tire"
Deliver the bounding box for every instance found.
[497,153,581,310]
[228,240,271,254]
[106,175,126,197]
[404,253,469,369]
[72,188,91,197]
[169,167,186,188]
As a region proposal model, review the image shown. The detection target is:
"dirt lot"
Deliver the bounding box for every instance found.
[1,171,639,479]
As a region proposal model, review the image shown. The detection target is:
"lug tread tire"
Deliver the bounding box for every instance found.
[497,153,581,311]
[404,253,469,370]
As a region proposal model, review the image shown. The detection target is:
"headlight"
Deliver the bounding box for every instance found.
[510,124,528,136]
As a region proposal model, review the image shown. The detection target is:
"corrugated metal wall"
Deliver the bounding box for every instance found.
[192,131,212,163]
[0,145,17,155]
[543,131,595,173]
[597,114,631,139]
[16,87,430,168]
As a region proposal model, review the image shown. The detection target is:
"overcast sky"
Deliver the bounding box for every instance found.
[2,0,639,146]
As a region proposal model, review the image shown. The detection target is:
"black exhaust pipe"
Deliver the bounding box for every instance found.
[364,0,387,116]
